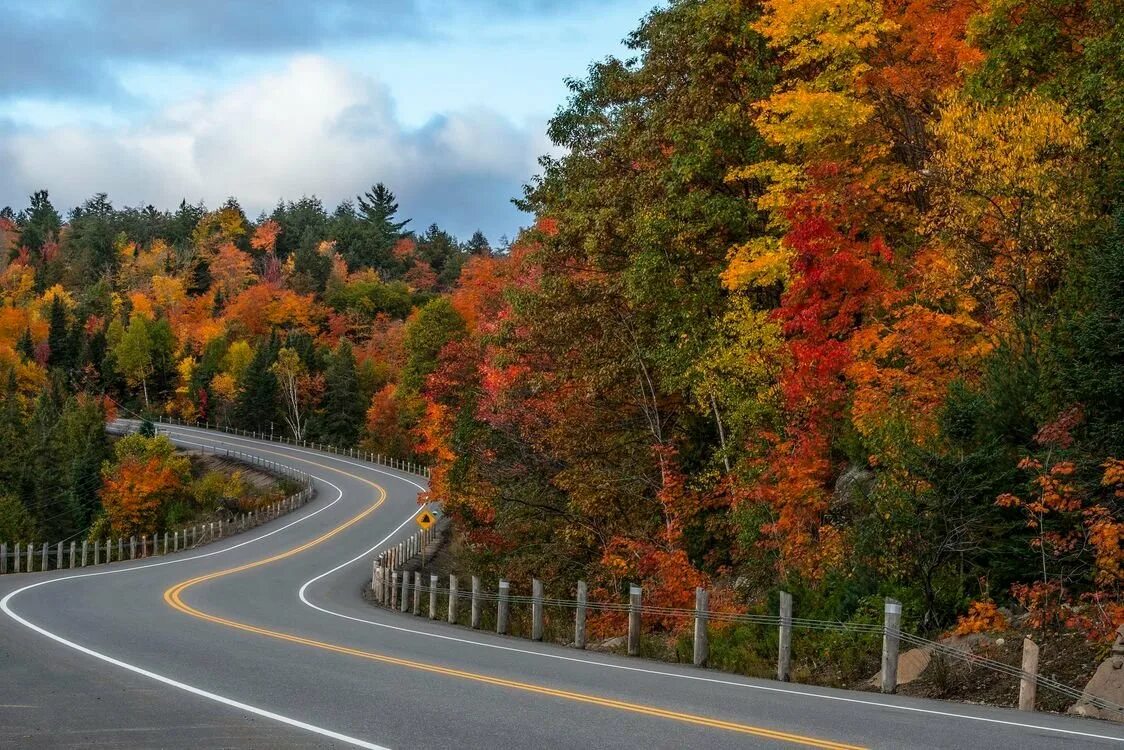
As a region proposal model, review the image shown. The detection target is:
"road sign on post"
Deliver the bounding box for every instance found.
[415,510,436,530]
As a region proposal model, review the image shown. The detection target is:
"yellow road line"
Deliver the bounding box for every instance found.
[162,446,866,750]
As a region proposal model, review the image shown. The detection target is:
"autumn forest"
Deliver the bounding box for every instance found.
[2,0,1123,656]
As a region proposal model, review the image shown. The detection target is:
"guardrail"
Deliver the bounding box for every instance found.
[367,522,1124,719]
[0,433,314,576]
[155,416,431,480]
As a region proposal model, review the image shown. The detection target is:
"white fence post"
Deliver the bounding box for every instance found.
[430,574,438,620]
[448,574,458,624]
[532,578,544,641]
[575,580,587,649]
[628,585,642,656]
[471,575,482,629]
[413,571,422,616]
[778,591,793,682]
[1019,637,1039,711]
[497,579,510,635]
[694,586,709,667]
[881,598,902,694]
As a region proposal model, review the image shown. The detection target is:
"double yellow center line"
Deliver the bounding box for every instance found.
[162,443,865,750]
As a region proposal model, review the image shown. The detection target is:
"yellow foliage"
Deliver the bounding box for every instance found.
[926,92,1091,316]
[722,237,794,290]
[755,0,895,79]
[151,275,187,310]
[756,86,875,156]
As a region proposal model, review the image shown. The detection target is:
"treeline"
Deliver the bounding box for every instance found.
[0,183,492,542]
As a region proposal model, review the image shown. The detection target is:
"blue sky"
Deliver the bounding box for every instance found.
[0,0,660,241]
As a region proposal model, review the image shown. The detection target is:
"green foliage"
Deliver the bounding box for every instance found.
[401,298,467,395]
[316,339,364,446]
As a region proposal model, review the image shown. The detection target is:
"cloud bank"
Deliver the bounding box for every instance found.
[1,57,554,240]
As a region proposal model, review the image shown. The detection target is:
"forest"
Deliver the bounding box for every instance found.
[1,0,1122,646]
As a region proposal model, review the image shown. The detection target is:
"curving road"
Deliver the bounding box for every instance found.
[2,424,1123,749]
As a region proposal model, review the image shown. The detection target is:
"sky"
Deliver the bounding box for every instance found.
[0,0,660,242]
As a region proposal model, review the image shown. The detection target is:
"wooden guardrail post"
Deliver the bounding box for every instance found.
[778,591,792,682]
[69,541,75,568]
[81,541,88,567]
[390,570,398,610]
[130,536,136,560]
[38,542,45,572]
[881,598,902,694]
[575,580,587,649]
[56,541,63,569]
[413,571,422,616]
[430,574,438,619]
[118,538,123,560]
[694,586,709,667]
[532,578,544,641]
[400,569,410,613]
[93,539,99,565]
[471,576,482,629]
[14,543,20,572]
[1,543,6,574]
[1019,637,1039,711]
[628,585,642,656]
[448,574,458,624]
[497,579,510,634]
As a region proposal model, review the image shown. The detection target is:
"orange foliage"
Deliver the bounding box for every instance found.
[99,456,185,535]
[953,599,1008,635]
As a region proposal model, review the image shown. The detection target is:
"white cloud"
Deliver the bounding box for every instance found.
[1,56,557,240]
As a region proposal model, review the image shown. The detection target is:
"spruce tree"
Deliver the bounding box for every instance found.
[234,338,279,432]
[317,340,364,446]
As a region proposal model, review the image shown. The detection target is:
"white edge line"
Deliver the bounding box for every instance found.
[0,437,391,750]
[298,514,1124,744]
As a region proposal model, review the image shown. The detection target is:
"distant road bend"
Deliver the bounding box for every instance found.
[3,424,1124,748]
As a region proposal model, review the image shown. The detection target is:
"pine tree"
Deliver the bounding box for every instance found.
[317,340,364,446]
[17,328,35,362]
[47,296,71,372]
[356,183,410,233]
[234,338,279,432]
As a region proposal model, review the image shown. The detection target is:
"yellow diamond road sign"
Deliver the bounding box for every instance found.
[415,510,436,530]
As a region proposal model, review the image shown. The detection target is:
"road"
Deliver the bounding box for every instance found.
[2,424,1122,749]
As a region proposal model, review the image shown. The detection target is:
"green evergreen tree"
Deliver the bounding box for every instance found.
[234,338,279,432]
[18,189,62,256]
[317,340,364,446]
[46,296,72,372]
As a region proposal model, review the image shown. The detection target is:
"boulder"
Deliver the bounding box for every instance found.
[1069,625,1124,721]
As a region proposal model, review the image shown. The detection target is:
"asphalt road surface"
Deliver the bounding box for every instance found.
[3,424,1123,749]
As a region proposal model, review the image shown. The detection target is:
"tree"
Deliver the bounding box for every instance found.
[316,340,364,446]
[114,314,154,406]
[234,339,279,432]
[99,434,189,535]
[357,183,410,234]
[464,230,491,256]
[272,346,320,441]
[46,295,72,372]
[400,298,467,396]
[18,190,61,256]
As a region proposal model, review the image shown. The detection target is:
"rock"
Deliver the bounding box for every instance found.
[869,647,933,687]
[832,465,876,510]
[1069,625,1124,721]
[589,636,627,652]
